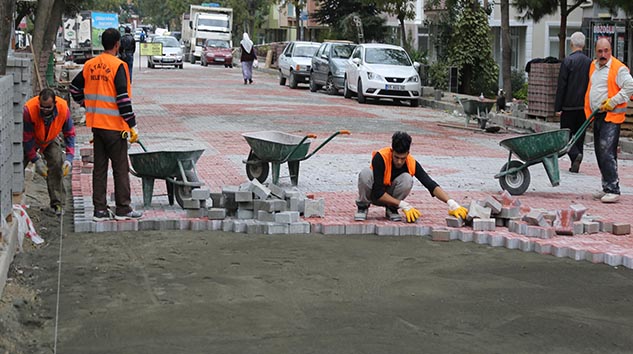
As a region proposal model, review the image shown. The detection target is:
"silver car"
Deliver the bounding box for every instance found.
[310,41,356,95]
[278,41,320,89]
[147,36,184,69]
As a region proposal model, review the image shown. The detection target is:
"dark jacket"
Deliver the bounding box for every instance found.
[240,44,256,62]
[555,50,592,112]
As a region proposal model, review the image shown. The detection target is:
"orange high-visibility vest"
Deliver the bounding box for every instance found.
[585,57,630,124]
[83,53,131,132]
[371,147,416,186]
[25,96,69,149]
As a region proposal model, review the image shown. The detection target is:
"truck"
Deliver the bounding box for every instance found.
[61,11,119,63]
[181,4,233,64]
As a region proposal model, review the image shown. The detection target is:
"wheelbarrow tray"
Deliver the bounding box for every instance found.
[129,149,205,179]
[242,131,312,162]
[459,99,495,115]
[499,129,570,162]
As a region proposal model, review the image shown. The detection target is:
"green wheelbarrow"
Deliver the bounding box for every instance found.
[242,130,351,186]
[494,110,597,195]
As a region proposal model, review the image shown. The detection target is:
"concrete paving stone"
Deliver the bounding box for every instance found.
[284,190,303,200]
[431,229,450,242]
[583,221,599,234]
[289,221,311,234]
[117,220,138,232]
[207,208,226,220]
[256,210,276,222]
[222,220,234,232]
[266,222,289,235]
[534,243,551,255]
[553,209,574,235]
[246,221,265,234]
[207,220,222,231]
[569,204,587,221]
[567,248,586,261]
[473,232,489,245]
[612,223,631,235]
[507,219,520,233]
[604,253,623,267]
[304,198,325,218]
[322,224,345,235]
[498,206,521,218]
[235,191,253,203]
[622,255,633,269]
[311,223,322,234]
[484,196,502,214]
[232,220,248,233]
[94,221,116,232]
[585,250,605,264]
[179,219,192,230]
[522,211,544,226]
[190,219,208,231]
[221,188,238,210]
[598,220,614,233]
[551,245,568,258]
[489,234,504,247]
[446,216,463,228]
[573,221,584,235]
[236,208,254,219]
[467,202,491,220]
[210,193,223,208]
[449,229,461,240]
[250,179,271,200]
[239,181,254,191]
[473,218,495,232]
[74,221,91,233]
[268,183,285,199]
[518,222,529,235]
[519,239,535,252]
[540,227,555,239]
[416,225,432,236]
[274,211,300,224]
[238,201,254,210]
[186,208,207,219]
[182,198,200,209]
[287,197,301,212]
[376,225,400,236]
[191,188,210,200]
[504,236,520,249]
[495,218,505,227]
[399,225,420,236]
[459,231,474,242]
[255,199,286,213]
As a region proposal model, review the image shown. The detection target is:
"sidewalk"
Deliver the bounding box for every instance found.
[70,62,633,269]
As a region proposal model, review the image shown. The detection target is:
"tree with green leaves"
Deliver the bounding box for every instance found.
[312,0,386,42]
[513,0,585,60]
[595,0,633,15]
[501,0,512,101]
[279,0,305,40]
[372,0,416,50]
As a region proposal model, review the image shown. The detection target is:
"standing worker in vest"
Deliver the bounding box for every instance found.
[119,27,136,83]
[555,31,592,173]
[354,131,468,223]
[70,28,142,221]
[23,88,75,216]
[585,38,633,204]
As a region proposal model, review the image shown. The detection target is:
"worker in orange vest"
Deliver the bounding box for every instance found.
[70,28,142,221]
[584,38,633,204]
[23,88,75,216]
[354,131,468,223]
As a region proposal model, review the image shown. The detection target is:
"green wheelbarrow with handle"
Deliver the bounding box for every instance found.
[494,110,598,195]
[242,130,351,186]
[128,139,205,208]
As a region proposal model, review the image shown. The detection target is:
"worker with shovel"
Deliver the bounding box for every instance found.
[354,131,468,223]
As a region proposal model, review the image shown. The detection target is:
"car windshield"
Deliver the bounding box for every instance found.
[293,45,319,58]
[205,40,229,48]
[153,37,180,47]
[364,48,411,66]
[332,44,355,59]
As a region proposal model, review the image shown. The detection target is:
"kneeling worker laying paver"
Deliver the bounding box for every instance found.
[355,131,468,222]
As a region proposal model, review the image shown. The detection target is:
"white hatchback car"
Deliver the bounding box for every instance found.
[278,41,321,89]
[344,43,421,107]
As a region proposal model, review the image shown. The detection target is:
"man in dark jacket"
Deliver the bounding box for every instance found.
[119,27,136,83]
[555,31,592,173]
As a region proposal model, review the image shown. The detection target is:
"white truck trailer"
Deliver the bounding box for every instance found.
[181,5,233,64]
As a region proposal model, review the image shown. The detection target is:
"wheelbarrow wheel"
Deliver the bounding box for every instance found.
[174,170,199,209]
[499,160,530,196]
[245,152,269,183]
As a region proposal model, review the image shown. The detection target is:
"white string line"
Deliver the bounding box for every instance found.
[53,207,64,354]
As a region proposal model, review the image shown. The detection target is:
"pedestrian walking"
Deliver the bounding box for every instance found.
[119,27,136,83]
[23,88,75,216]
[70,27,142,221]
[555,31,592,173]
[354,131,468,223]
[240,33,256,85]
[585,38,633,204]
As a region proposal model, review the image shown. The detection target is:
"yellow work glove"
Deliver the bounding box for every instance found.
[447,199,468,220]
[599,98,616,112]
[62,160,71,177]
[129,127,139,143]
[398,200,421,223]
[34,157,48,177]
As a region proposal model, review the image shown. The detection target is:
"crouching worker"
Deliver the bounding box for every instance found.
[355,131,467,223]
[23,88,75,216]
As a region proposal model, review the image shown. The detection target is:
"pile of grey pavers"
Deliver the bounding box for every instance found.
[178,178,325,234]
[443,190,631,239]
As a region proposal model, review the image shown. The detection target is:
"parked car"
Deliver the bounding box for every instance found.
[278,41,320,88]
[147,36,184,69]
[310,41,356,95]
[200,39,233,68]
[344,43,420,107]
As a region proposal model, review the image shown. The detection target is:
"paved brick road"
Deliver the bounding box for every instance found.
[72,61,633,268]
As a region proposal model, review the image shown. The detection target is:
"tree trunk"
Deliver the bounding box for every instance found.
[501,0,512,101]
[399,16,406,50]
[31,0,64,93]
[0,0,17,75]
[460,63,473,94]
[559,0,567,60]
[295,5,301,41]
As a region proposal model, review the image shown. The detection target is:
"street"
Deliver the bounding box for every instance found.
[3,58,633,353]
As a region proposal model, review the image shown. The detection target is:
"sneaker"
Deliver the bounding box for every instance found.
[592,190,607,200]
[249,79,253,84]
[569,153,583,173]
[114,210,143,220]
[53,205,62,216]
[601,193,620,203]
[354,206,368,221]
[93,209,113,222]
[385,207,402,222]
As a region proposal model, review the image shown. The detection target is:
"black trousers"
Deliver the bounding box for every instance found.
[560,109,586,162]
[593,113,620,194]
[92,128,133,215]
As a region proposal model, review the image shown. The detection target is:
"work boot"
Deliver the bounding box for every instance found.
[569,153,583,173]
[93,209,113,222]
[385,207,402,222]
[601,193,620,203]
[592,190,606,200]
[354,202,369,221]
[114,210,143,221]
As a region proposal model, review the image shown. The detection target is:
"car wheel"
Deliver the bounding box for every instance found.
[179,64,183,69]
[279,71,286,86]
[202,58,207,66]
[410,99,419,107]
[326,74,337,95]
[357,79,366,103]
[147,61,154,69]
[289,71,298,89]
[343,77,352,99]
[309,73,318,92]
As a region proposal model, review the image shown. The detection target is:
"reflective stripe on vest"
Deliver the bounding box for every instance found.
[25,96,69,149]
[585,57,629,124]
[370,147,416,186]
[83,53,132,132]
